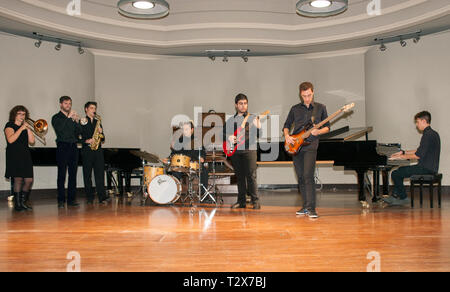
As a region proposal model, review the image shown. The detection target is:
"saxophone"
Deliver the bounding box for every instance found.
[90,114,104,151]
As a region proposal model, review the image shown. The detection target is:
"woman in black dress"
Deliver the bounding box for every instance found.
[4,106,35,211]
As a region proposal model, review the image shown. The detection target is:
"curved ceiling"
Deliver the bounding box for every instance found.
[0,0,449,56]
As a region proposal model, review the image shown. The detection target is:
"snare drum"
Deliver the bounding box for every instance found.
[143,164,164,186]
[148,174,182,205]
[170,154,191,172]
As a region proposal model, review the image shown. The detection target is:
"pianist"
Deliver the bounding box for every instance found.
[384,111,441,206]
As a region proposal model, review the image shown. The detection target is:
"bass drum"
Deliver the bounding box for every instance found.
[148,175,182,205]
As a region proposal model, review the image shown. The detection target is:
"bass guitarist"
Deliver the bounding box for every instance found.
[223,93,262,210]
[283,82,330,218]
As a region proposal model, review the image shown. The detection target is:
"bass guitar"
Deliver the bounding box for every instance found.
[284,103,355,155]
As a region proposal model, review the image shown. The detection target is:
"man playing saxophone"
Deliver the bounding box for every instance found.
[80,102,109,205]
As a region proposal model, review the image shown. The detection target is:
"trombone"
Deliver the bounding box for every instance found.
[26,118,48,145]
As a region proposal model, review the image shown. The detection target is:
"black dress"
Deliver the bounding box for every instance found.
[4,122,34,178]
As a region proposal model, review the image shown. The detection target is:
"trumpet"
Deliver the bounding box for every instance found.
[26,118,48,145]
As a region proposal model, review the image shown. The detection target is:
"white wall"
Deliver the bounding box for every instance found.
[0,33,95,191]
[366,30,450,184]
[94,51,367,185]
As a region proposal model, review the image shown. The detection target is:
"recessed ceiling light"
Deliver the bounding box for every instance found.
[132,1,155,10]
[310,0,332,8]
[117,0,169,19]
[296,0,348,17]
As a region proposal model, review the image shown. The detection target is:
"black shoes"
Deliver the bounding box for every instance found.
[22,192,33,211]
[296,208,319,218]
[67,201,80,207]
[13,192,25,212]
[252,201,261,210]
[296,208,309,216]
[307,210,319,219]
[231,202,246,209]
[231,201,261,210]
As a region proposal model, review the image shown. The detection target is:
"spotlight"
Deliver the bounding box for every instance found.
[242,56,249,62]
[400,39,407,47]
[55,42,62,51]
[208,55,216,61]
[413,35,421,44]
[34,39,42,48]
[379,43,386,52]
[78,45,85,55]
[223,56,229,62]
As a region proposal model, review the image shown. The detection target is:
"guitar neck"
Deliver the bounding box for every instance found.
[239,111,269,129]
[304,108,342,135]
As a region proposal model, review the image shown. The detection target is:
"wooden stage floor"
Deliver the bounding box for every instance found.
[0,189,449,272]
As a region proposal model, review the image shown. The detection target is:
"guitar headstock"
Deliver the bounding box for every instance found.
[342,103,355,112]
[260,110,270,117]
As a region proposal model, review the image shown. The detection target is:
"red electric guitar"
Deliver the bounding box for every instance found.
[223,110,270,157]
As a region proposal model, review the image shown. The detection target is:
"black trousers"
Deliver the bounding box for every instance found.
[392,165,434,199]
[56,142,78,204]
[293,150,317,211]
[82,147,106,202]
[230,151,258,205]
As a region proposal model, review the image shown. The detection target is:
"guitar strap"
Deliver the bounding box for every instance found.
[311,103,319,125]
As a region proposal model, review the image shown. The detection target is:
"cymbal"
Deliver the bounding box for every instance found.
[130,150,161,163]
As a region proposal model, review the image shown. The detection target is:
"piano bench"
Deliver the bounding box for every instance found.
[410,173,443,208]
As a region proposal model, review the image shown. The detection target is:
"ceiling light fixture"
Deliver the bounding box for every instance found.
[205,49,250,63]
[310,0,332,8]
[132,1,155,9]
[117,0,169,19]
[55,42,62,51]
[400,38,407,47]
[78,44,85,55]
[296,0,348,17]
[34,39,42,48]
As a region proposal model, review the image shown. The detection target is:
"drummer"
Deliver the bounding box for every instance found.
[163,121,209,194]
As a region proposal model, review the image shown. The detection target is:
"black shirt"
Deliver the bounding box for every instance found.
[223,113,262,152]
[80,116,105,149]
[415,126,440,173]
[283,102,330,150]
[51,111,82,144]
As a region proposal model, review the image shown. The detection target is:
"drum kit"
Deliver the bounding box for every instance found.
[130,149,221,207]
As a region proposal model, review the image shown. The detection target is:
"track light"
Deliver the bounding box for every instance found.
[379,43,386,52]
[78,44,85,55]
[242,56,249,62]
[34,39,42,48]
[413,35,421,44]
[223,55,229,62]
[55,42,62,51]
[400,38,407,47]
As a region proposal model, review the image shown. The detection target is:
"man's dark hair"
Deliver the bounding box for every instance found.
[59,96,72,104]
[299,82,314,93]
[415,111,431,124]
[235,93,248,104]
[84,101,98,110]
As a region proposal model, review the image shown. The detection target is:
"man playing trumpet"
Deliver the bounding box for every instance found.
[52,96,82,208]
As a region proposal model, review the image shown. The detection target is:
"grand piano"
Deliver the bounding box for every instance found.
[257,126,409,204]
[30,148,142,196]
